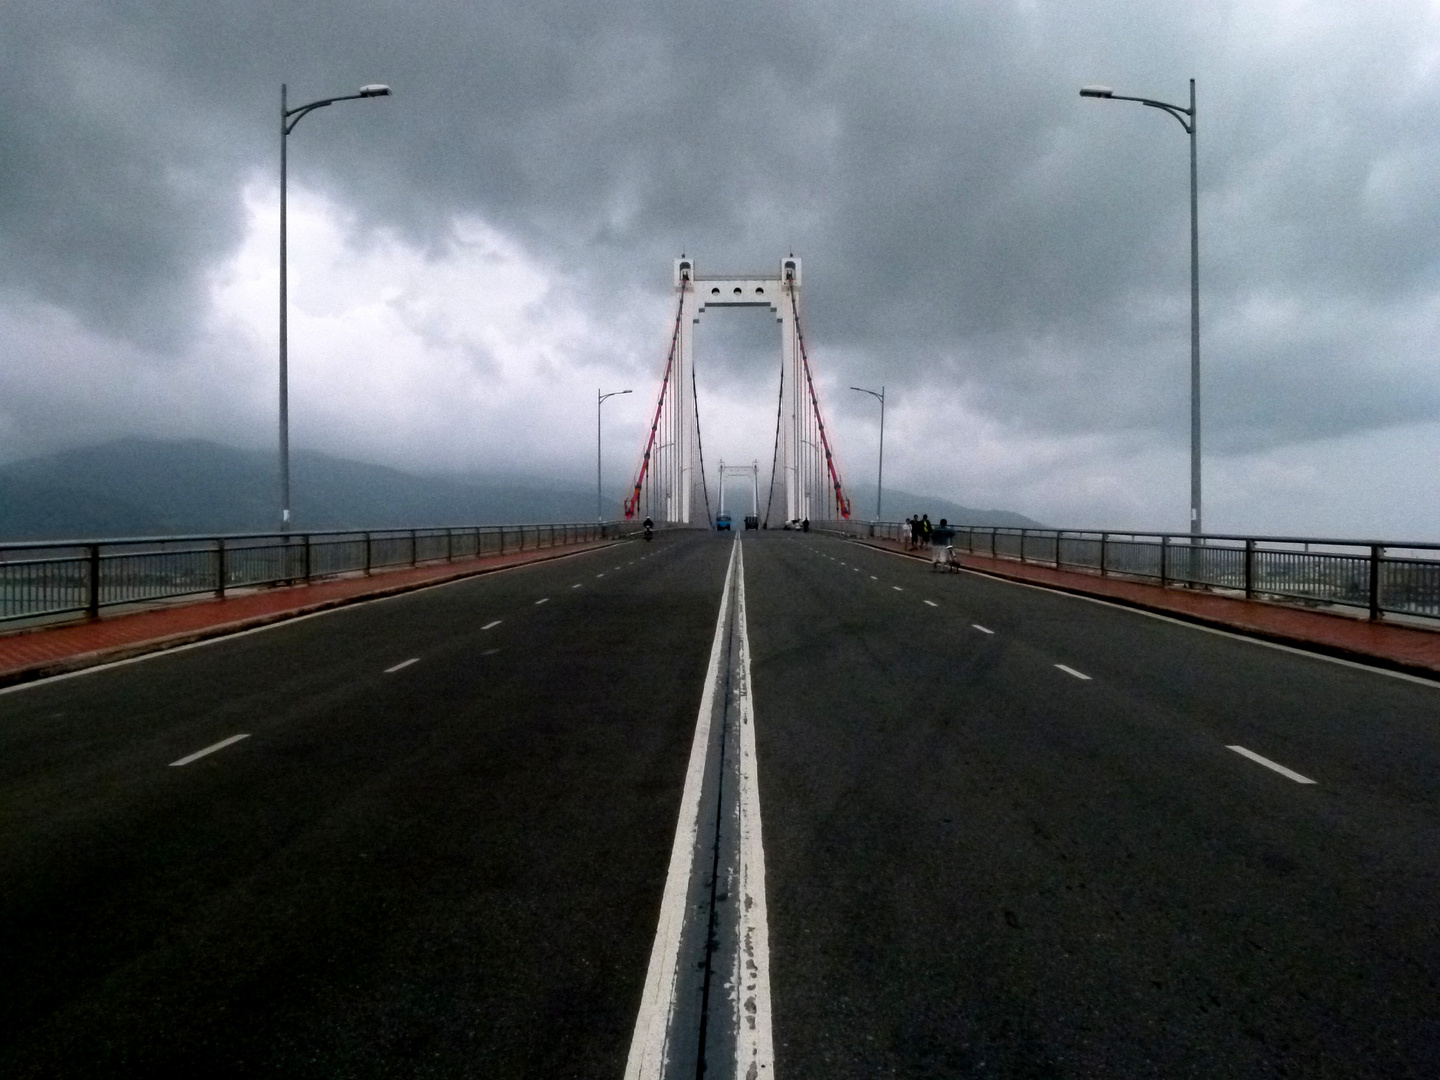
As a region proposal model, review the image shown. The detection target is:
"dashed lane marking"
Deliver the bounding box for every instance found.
[535,598,550,605]
[924,600,938,607]
[1227,745,1316,784]
[481,648,500,656]
[482,620,502,630]
[384,657,420,673]
[572,584,584,589]
[973,624,995,634]
[870,575,878,580]
[1055,664,1092,680]
[892,586,904,592]
[170,733,250,768]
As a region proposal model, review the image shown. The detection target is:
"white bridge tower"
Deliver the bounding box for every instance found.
[625,256,850,527]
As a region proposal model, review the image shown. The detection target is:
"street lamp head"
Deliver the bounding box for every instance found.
[1079,85,1114,98]
[359,84,392,97]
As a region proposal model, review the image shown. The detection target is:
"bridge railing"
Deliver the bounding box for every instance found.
[0,522,626,626]
[824,521,1440,624]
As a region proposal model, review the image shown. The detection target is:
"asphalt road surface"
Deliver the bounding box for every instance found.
[2,530,1438,1077]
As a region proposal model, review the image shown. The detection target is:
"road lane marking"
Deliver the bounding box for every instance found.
[170,734,250,767]
[626,539,738,1078]
[481,620,502,630]
[384,658,419,673]
[1055,664,1092,680]
[892,586,904,591]
[870,575,878,580]
[846,538,1440,689]
[625,537,774,1079]
[572,583,583,589]
[973,624,995,634]
[733,540,775,1080]
[597,573,605,578]
[1227,745,1316,784]
[535,598,550,605]
[481,648,500,656]
[924,600,938,607]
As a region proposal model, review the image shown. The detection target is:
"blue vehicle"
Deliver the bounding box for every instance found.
[716,514,732,531]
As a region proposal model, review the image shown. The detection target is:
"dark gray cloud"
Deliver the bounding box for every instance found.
[3,0,1440,531]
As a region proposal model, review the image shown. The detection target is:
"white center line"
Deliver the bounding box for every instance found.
[481,620,502,630]
[170,733,250,767]
[596,573,605,578]
[892,586,904,592]
[870,575,878,580]
[384,657,420,673]
[1055,664,1092,680]
[972,624,995,634]
[572,583,583,589]
[924,600,938,607]
[535,598,550,605]
[1227,745,1316,784]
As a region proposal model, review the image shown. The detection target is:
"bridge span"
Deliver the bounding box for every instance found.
[2,529,1438,1076]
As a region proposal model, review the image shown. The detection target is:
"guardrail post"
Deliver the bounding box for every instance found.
[1100,533,1109,576]
[1055,531,1064,570]
[1369,544,1384,620]
[216,538,227,598]
[303,533,312,583]
[447,528,454,562]
[1019,529,1027,563]
[410,530,418,567]
[1244,538,1256,599]
[87,543,101,618]
[364,532,372,575]
[1160,535,1169,586]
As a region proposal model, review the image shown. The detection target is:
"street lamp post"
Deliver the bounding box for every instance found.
[279,82,391,532]
[598,388,632,520]
[850,385,886,520]
[1080,79,1201,537]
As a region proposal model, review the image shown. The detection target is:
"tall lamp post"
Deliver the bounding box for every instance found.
[850,385,886,520]
[1080,79,1201,537]
[279,82,391,532]
[598,388,632,520]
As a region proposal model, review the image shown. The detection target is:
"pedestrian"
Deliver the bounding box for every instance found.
[931,517,956,570]
[921,514,932,551]
[909,514,921,550]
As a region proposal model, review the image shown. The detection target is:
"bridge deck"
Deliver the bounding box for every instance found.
[2,531,1437,1076]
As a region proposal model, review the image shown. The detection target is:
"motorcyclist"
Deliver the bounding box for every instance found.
[643,516,654,541]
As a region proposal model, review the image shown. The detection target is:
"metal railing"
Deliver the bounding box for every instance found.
[824,521,1440,624]
[0,522,625,626]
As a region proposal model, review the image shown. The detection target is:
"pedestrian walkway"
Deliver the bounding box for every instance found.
[0,538,622,689]
[856,535,1440,680]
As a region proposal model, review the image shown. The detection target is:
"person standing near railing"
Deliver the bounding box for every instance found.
[931,518,956,571]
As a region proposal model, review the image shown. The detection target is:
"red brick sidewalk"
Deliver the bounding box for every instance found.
[0,539,623,689]
[853,536,1440,680]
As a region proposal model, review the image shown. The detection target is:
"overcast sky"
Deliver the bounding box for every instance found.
[3,0,1440,538]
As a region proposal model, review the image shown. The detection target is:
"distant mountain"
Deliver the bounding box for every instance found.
[844,485,1045,529]
[0,439,599,541]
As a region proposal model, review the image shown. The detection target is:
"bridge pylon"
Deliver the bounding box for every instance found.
[624,256,851,527]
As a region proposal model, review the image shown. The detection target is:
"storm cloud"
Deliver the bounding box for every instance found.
[3,0,1440,536]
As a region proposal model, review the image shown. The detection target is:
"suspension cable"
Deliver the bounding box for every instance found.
[762,346,785,527]
[624,282,688,519]
[788,282,852,518]
[691,340,714,528]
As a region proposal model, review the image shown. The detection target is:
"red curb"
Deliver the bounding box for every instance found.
[847,536,1440,681]
[0,539,626,690]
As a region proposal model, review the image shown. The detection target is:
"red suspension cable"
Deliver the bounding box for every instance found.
[624,278,689,519]
[787,281,852,519]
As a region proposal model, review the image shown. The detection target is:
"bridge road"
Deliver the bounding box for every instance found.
[0,535,730,1077]
[2,529,1439,1076]
[748,532,1440,1078]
